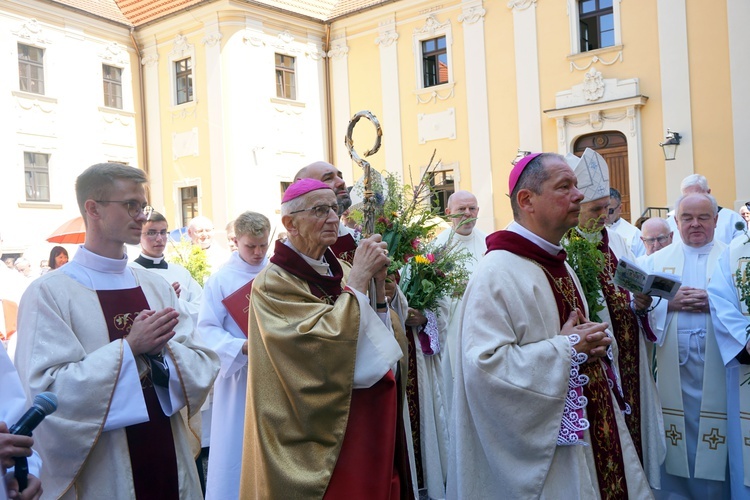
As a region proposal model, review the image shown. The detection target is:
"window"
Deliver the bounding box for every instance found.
[181,186,198,227]
[24,152,50,202]
[275,54,296,100]
[175,58,193,105]
[422,37,448,88]
[579,0,614,52]
[18,44,44,94]
[429,170,455,216]
[102,65,123,109]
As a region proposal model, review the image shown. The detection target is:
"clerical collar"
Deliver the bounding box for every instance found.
[227,251,268,274]
[506,221,563,256]
[135,254,168,269]
[283,240,331,276]
[73,245,129,274]
[683,240,714,256]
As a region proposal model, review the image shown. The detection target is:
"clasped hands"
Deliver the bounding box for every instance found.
[561,308,611,362]
[125,308,179,357]
[667,286,709,313]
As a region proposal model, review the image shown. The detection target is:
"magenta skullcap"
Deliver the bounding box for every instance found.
[508,153,543,194]
[282,178,332,203]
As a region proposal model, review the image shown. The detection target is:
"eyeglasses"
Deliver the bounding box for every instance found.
[95,200,154,219]
[143,229,168,238]
[608,204,621,215]
[290,204,339,218]
[642,234,671,245]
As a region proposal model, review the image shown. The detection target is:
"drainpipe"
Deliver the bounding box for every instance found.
[324,23,334,163]
[129,28,149,178]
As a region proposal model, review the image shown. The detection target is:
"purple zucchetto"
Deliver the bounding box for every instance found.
[508,152,543,194]
[282,178,332,203]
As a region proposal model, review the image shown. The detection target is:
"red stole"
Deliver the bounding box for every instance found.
[330,233,357,265]
[486,231,629,499]
[269,241,413,498]
[96,287,179,500]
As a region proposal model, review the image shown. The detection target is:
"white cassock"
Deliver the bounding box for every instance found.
[432,227,487,413]
[643,240,730,499]
[609,217,646,258]
[667,208,744,245]
[13,246,218,499]
[0,346,41,500]
[200,251,267,500]
[708,236,750,498]
[130,253,203,325]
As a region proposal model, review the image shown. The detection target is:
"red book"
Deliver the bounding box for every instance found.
[221,280,254,337]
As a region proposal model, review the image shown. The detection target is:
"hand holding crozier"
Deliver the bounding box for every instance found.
[347,234,390,293]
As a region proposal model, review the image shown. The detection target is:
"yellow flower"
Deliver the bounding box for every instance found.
[414,255,430,265]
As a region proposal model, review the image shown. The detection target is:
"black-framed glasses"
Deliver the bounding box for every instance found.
[608,204,621,215]
[290,204,339,218]
[642,234,671,245]
[95,200,154,219]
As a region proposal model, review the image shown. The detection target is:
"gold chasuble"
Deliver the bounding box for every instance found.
[241,241,413,499]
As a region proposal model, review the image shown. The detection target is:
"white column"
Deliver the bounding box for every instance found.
[727,0,750,208]
[460,0,494,233]
[328,33,353,184]
[509,0,542,152]
[657,0,694,207]
[375,17,403,177]
[202,17,227,230]
[140,41,165,215]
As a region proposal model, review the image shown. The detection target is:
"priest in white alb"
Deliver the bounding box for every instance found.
[708,225,750,498]
[643,192,729,497]
[200,211,270,500]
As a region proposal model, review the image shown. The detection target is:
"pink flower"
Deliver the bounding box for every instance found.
[426,253,435,263]
[411,239,420,250]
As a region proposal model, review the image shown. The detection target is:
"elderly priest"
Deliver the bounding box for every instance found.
[240,178,414,498]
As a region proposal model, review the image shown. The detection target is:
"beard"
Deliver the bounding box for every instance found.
[337,193,352,214]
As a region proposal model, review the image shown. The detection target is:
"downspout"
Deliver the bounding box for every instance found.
[324,23,334,162]
[129,28,149,178]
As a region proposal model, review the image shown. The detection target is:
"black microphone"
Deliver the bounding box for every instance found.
[11,392,57,492]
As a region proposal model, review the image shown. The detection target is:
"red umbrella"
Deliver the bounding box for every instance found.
[47,216,86,244]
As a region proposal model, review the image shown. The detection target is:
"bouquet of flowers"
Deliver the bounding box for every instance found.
[733,221,750,333]
[561,227,606,322]
[399,239,472,312]
[349,151,444,274]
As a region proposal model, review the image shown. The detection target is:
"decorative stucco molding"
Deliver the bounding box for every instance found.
[582,68,605,101]
[202,32,222,47]
[327,42,348,60]
[570,51,623,72]
[415,85,455,104]
[375,30,398,47]
[414,15,449,35]
[141,53,158,67]
[13,19,50,45]
[100,42,128,66]
[507,0,537,12]
[242,29,265,47]
[170,34,192,59]
[458,6,486,24]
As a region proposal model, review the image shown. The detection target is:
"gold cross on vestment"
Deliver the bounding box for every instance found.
[702,427,726,450]
[666,424,683,446]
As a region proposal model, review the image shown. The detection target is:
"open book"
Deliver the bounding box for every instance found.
[613,257,682,300]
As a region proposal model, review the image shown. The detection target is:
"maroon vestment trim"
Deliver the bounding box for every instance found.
[330,233,357,265]
[96,287,179,500]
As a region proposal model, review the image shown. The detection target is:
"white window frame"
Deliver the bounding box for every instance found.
[23,151,51,202]
[172,178,202,229]
[17,42,46,95]
[274,52,297,101]
[412,15,454,91]
[167,35,197,109]
[102,63,124,109]
[567,0,622,55]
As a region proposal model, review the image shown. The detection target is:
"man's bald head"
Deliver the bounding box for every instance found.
[640,217,673,255]
[446,190,479,236]
[295,161,350,212]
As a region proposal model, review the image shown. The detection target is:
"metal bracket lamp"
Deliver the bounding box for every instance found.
[659,129,681,161]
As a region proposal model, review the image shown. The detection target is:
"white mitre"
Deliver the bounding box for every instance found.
[565,148,610,203]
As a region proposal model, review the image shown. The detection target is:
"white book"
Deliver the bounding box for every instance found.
[613,256,682,300]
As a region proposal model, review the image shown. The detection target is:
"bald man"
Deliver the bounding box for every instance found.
[432,190,487,408]
[639,217,674,258]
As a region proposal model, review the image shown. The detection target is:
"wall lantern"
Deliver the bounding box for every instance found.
[511,150,532,165]
[659,129,681,161]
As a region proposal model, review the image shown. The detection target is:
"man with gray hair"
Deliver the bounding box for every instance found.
[639,217,674,258]
[666,174,744,244]
[643,192,729,497]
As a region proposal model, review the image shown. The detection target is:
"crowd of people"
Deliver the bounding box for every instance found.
[1,156,750,500]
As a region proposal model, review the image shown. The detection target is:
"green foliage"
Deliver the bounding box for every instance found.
[561,228,606,322]
[168,239,210,286]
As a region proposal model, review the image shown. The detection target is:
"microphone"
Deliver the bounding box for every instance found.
[736,221,747,232]
[10,392,58,436]
[11,392,57,492]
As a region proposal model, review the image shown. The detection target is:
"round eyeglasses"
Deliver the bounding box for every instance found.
[95,200,154,219]
[290,204,339,218]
